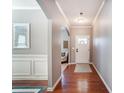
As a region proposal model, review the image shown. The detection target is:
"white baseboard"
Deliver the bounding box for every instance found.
[47,76,61,91]
[92,64,112,93]
[12,75,48,80]
[68,62,76,65]
[52,76,61,91]
[61,64,68,72]
[89,62,93,64]
[69,62,92,65]
[47,63,69,91]
[47,87,53,91]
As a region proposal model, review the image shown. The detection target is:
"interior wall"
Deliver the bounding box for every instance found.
[92,0,112,90]
[51,21,61,86]
[70,27,92,63]
[12,9,48,55]
[37,0,69,88]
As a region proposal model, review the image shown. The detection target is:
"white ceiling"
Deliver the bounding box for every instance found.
[13,0,104,26]
[56,0,104,26]
[12,0,41,9]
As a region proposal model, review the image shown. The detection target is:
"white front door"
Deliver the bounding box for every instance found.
[75,35,90,63]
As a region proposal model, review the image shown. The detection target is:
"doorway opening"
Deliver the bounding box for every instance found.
[60,27,70,72]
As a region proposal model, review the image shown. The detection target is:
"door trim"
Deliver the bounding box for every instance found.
[75,35,90,63]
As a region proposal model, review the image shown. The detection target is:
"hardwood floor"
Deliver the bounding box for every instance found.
[12,80,48,86]
[12,64,109,93]
[47,64,109,93]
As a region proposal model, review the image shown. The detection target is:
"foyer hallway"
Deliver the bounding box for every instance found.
[47,64,108,93]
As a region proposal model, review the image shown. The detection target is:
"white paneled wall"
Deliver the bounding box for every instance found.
[12,55,48,80]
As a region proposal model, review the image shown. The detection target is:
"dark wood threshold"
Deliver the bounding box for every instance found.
[12,80,48,86]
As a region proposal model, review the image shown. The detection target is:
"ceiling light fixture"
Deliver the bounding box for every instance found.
[74,12,88,24]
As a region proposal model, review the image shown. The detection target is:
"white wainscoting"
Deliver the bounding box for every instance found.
[12,55,48,80]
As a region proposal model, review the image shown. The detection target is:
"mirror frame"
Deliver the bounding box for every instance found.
[12,23,30,49]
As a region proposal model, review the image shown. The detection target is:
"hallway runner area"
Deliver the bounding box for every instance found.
[74,63,92,73]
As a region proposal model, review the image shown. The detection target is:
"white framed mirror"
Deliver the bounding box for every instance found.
[13,23,30,48]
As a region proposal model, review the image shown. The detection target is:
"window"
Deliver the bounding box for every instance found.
[78,38,88,45]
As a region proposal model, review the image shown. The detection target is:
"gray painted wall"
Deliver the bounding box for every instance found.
[93,0,112,90]
[51,21,61,86]
[37,0,68,88]
[70,27,92,63]
[12,9,48,55]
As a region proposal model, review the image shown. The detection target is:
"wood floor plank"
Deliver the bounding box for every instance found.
[47,64,109,93]
[12,80,48,86]
[12,64,109,93]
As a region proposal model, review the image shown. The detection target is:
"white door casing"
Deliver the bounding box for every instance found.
[75,35,90,63]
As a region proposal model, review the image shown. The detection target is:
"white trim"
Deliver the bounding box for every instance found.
[12,54,48,80]
[89,62,93,64]
[92,0,105,25]
[47,76,62,91]
[55,0,70,27]
[61,63,69,72]
[12,76,48,80]
[47,20,53,88]
[68,62,76,65]
[12,60,32,75]
[92,63,112,93]
[63,64,68,71]
[75,62,91,64]
[52,76,62,91]
[12,7,41,10]
[68,62,93,65]
[46,87,53,91]
[70,25,92,29]
[33,60,47,76]
[12,54,47,57]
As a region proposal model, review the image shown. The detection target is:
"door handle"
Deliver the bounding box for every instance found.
[76,49,78,52]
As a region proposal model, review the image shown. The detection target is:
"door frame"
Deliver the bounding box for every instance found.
[75,35,90,63]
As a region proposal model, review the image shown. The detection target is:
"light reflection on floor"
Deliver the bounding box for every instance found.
[77,80,88,92]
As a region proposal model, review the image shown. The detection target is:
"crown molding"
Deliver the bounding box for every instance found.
[70,25,92,29]
[12,7,41,10]
[55,0,70,27]
[92,0,106,25]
